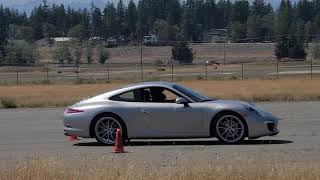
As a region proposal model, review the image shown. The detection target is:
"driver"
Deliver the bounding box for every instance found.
[150,87,166,102]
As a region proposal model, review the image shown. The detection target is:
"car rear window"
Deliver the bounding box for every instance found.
[109,89,143,102]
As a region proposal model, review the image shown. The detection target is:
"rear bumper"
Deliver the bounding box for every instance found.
[63,126,90,138]
[63,110,93,138]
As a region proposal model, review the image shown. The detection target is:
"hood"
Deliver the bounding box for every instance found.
[207,99,253,107]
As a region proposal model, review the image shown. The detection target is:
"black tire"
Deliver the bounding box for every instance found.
[92,114,127,145]
[213,112,247,144]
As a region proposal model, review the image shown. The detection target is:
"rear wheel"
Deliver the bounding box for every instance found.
[93,116,124,145]
[215,114,246,144]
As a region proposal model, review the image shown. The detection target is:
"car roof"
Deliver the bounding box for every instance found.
[123,81,177,89]
[98,82,178,99]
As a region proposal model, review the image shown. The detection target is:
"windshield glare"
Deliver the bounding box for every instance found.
[173,84,211,102]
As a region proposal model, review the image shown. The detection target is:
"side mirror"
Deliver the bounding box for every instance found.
[175,97,189,107]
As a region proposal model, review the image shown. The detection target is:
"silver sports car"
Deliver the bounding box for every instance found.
[64,82,279,145]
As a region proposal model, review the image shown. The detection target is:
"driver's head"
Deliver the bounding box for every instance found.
[150,87,164,95]
[150,87,165,102]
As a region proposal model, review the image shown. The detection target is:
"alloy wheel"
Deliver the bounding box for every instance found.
[94,117,122,145]
[215,115,245,143]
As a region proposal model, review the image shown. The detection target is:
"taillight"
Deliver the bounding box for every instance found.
[65,108,84,114]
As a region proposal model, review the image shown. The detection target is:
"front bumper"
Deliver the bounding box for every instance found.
[264,120,280,136]
[245,112,280,138]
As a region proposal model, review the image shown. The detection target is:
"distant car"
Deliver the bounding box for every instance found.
[206,60,220,66]
[64,82,279,145]
[106,37,118,48]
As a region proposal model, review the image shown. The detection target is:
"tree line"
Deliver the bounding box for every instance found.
[1,0,320,64]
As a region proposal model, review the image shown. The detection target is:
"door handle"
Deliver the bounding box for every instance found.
[141,109,151,114]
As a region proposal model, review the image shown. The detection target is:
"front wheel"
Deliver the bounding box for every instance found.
[215,114,246,144]
[93,116,124,145]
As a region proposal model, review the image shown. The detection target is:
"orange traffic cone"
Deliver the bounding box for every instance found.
[67,135,79,141]
[112,129,125,153]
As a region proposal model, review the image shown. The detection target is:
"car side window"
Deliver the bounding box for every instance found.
[143,87,180,103]
[110,89,143,102]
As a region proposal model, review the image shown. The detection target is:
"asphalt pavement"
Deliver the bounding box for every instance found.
[0,101,319,168]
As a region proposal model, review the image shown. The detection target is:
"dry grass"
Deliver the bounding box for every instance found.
[1,156,320,180]
[0,79,319,108]
[39,43,276,64]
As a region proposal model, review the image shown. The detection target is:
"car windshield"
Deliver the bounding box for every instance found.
[173,84,213,102]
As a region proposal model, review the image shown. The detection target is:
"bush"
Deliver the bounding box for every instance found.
[98,45,110,64]
[172,42,194,64]
[275,36,306,60]
[53,44,73,64]
[1,98,17,108]
[309,43,320,60]
[4,40,38,64]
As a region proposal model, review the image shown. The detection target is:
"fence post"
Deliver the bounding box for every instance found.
[46,63,49,82]
[241,63,244,80]
[205,62,208,80]
[171,57,174,82]
[223,40,226,65]
[140,42,144,82]
[16,66,19,85]
[107,63,110,81]
[75,63,79,80]
[311,58,313,80]
[276,59,279,79]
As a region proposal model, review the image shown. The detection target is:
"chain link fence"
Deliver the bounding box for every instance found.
[0,42,319,84]
[0,61,319,84]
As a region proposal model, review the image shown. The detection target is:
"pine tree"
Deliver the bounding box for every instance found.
[166,0,181,26]
[204,0,216,29]
[137,0,152,39]
[231,0,250,24]
[251,0,270,16]
[277,0,293,35]
[103,2,117,38]
[216,0,232,28]
[117,0,127,37]
[0,5,9,63]
[81,8,91,40]
[30,6,45,40]
[91,4,103,37]
[182,0,196,41]
[127,0,138,37]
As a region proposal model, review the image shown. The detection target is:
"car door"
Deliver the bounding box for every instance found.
[139,87,205,137]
